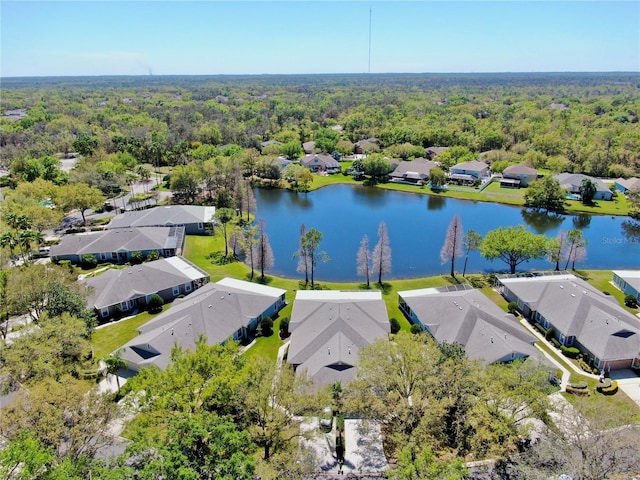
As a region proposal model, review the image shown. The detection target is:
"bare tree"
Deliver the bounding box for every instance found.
[547,230,567,271]
[564,229,587,270]
[228,225,244,259]
[356,234,372,288]
[440,214,463,277]
[241,224,259,280]
[254,219,275,282]
[462,229,482,277]
[295,224,310,286]
[372,221,391,286]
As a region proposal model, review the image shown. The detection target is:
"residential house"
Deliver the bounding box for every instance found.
[501,164,538,188]
[119,278,287,371]
[107,205,216,235]
[496,273,640,370]
[389,157,439,185]
[426,146,449,160]
[554,173,612,201]
[449,160,490,185]
[260,140,283,148]
[398,284,541,365]
[613,270,640,302]
[614,177,640,194]
[354,138,379,155]
[287,291,390,388]
[84,256,210,320]
[50,226,185,264]
[299,154,341,174]
[302,141,316,154]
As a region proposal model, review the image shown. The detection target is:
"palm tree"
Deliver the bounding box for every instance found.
[104,350,127,394]
[0,231,19,263]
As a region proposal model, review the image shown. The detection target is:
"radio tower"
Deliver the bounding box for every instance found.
[368,7,372,74]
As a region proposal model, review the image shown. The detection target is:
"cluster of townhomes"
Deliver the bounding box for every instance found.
[70,204,635,383]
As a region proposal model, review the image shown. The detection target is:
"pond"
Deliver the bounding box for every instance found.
[253,185,640,282]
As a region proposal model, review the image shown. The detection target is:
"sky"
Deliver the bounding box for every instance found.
[1,1,638,77]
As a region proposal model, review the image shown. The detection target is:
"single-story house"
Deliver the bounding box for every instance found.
[302,141,316,154]
[450,160,490,180]
[612,270,640,301]
[299,154,341,174]
[287,290,390,388]
[84,256,210,320]
[354,138,379,155]
[119,278,287,371]
[398,284,541,365]
[496,273,640,370]
[389,157,440,185]
[554,173,612,201]
[50,226,185,264]
[260,140,283,148]
[426,146,449,159]
[106,205,216,235]
[614,177,640,194]
[501,164,538,188]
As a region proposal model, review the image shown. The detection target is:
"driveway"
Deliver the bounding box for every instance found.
[610,369,640,408]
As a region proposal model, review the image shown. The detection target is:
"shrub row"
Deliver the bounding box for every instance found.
[577,357,600,375]
[560,345,581,358]
[533,323,547,336]
[597,380,619,395]
[566,385,590,396]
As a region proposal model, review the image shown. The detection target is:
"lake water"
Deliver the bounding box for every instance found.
[253,185,640,282]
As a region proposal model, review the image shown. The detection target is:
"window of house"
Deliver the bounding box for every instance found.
[173,286,180,296]
[121,302,129,311]
[185,282,192,292]
[566,336,574,346]
[100,253,107,260]
[559,334,565,344]
[198,222,203,230]
[101,307,109,317]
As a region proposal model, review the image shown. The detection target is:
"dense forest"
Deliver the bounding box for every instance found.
[2,73,639,178]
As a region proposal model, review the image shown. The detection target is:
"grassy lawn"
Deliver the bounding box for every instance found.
[564,194,628,216]
[576,269,639,315]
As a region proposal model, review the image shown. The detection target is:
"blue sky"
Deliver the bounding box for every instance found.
[1,1,638,76]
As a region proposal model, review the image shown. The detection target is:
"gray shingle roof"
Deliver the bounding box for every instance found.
[390,158,439,179]
[119,278,285,370]
[84,257,210,309]
[554,173,610,194]
[503,164,538,176]
[616,177,640,191]
[299,154,341,169]
[50,226,184,257]
[452,160,489,172]
[107,205,215,229]
[287,291,390,388]
[498,274,640,362]
[399,285,540,365]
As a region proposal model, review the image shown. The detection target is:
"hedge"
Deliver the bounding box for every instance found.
[597,380,618,395]
[560,345,581,358]
[566,385,590,396]
[550,338,561,348]
[534,323,548,335]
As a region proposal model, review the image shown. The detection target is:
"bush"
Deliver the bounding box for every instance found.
[260,316,274,337]
[534,323,548,336]
[507,301,518,314]
[598,380,619,395]
[410,324,423,334]
[279,317,290,335]
[566,385,590,396]
[625,294,638,308]
[560,345,580,358]
[130,250,145,265]
[389,317,401,334]
[568,381,587,389]
[146,250,160,262]
[550,338,561,348]
[147,294,164,313]
[81,254,98,269]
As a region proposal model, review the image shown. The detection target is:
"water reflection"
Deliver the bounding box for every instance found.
[572,213,592,230]
[521,210,566,234]
[427,195,446,211]
[621,220,640,244]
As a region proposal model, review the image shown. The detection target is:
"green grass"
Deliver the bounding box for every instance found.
[576,269,638,315]
[564,194,628,216]
[91,308,167,361]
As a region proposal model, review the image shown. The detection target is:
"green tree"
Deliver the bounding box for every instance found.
[147,293,164,313]
[170,164,201,204]
[56,182,105,226]
[103,350,127,394]
[127,412,255,479]
[395,444,466,480]
[314,128,339,153]
[282,163,313,192]
[429,167,447,189]
[295,227,329,288]
[524,176,567,213]
[564,228,587,270]
[436,146,475,169]
[215,207,236,257]
[72,134,100,157]
[462,229,482,277]
[280,141,303,160]
[481,225,548,274]
[579,177,597,204]
[361,154,393,185]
